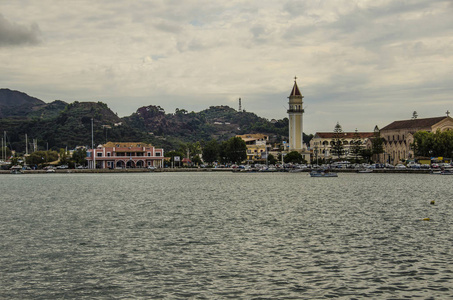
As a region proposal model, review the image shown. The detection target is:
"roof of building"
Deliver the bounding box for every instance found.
[289,81,302,97]
[314,132,374,139]
[236,134,268,142]
[102,142,153,148]
[380,117,450,131]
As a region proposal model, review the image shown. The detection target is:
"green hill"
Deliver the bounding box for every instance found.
[0,88,45,118]
[0,89,301,153]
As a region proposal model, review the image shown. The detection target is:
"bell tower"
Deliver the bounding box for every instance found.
[287,77,304,151]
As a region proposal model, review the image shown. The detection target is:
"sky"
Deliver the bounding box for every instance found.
[1,0,453,134]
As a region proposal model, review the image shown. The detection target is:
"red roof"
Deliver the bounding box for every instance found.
[289,81,302,97]
[381,117,449,131]
[314,132,374,139]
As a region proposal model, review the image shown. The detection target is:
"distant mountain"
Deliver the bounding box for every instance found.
[0,88,46,118]
[0,89,301,153]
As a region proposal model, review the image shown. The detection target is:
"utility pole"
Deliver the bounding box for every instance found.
[92,118,96,169]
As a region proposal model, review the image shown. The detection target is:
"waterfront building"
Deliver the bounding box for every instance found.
[236,134,269,162]
[310,132,374,160]
[371,116,453,164]
[287,78,304,152]
[86,142,165,169]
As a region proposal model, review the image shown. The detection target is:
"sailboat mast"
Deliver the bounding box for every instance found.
[4,131,6,162]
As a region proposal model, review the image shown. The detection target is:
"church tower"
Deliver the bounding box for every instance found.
[287,77,304,151]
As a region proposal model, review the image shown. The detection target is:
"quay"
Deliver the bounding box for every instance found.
[0,168,433,174]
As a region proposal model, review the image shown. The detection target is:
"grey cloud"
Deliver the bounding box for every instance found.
[153,20,182,33]
[0,14,41,47]
[328,1,453,48]
[283,1,310,17]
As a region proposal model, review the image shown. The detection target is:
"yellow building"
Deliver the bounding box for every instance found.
[373,116,453,164]
[237,134,269,162]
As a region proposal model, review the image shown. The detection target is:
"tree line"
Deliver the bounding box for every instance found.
[412,130,453,158]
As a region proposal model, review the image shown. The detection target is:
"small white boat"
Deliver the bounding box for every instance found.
[10,165,23,174]
[310,170,338,177]
[357,169,373,173]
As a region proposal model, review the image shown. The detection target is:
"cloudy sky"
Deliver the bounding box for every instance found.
[2,0,453,134]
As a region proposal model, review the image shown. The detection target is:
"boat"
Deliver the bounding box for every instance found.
[310,169,338,177]
[441,169,453,175]
[10,165,23,174]
[357,168,373,173]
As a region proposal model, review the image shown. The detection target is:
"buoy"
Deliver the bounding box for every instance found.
[430,200,435,205]
[422,217,430,221]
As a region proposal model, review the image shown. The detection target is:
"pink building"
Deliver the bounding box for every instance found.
[86,142,165,169]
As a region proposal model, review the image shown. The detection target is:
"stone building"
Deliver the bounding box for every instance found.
[310,131,374,161]
[287,78,304,152]
[371,116,453,164]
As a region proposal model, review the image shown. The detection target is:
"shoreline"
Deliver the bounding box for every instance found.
[0,168,433,174]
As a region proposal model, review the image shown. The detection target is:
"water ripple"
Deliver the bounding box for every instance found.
[0,172,452,299]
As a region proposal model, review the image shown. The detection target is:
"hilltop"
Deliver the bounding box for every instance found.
[0,89,306,152]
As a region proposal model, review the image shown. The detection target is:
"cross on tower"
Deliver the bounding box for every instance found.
[447,110,450,117]
[294,76,297,82]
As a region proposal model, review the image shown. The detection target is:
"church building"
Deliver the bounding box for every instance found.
[370,114,453,164]
[287,78,304,152]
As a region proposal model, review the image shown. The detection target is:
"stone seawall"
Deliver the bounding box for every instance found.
[1,168,433,174]
[0,168,234,174]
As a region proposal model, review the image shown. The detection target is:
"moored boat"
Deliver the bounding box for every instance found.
[10,165,23,174]
[441,169,453,175]
[310,169,338,177]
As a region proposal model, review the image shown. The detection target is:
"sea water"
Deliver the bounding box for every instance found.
[1,172,452,299]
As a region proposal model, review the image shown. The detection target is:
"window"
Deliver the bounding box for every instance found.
[107,152,111,157]
[97,152,102,157]
[148,152,151,156]
[155,152,161,156]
